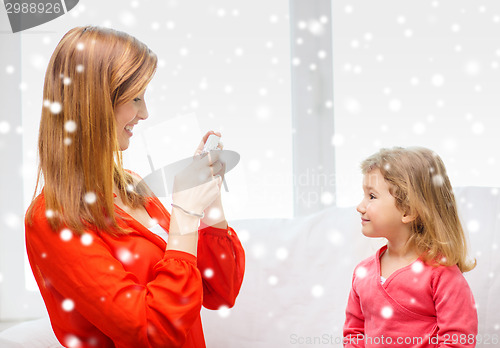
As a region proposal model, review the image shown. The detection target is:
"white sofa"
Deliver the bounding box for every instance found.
[1,187,499,347]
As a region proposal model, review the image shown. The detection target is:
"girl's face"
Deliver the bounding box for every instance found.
[114,90,148,151]
[356,169,408,240]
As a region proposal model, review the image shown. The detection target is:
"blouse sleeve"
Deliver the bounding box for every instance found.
[25,199,203,348]
[196,224,245,310]
[343,268,366,348]
[432,266,478,347]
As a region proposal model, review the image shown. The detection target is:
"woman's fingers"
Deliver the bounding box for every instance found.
[194,131,222,156]
[209,161,223,177]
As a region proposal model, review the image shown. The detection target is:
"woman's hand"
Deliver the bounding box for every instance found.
[172,151,223,215]
[194,131,224,156]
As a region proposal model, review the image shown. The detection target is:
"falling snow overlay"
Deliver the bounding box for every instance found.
[1,1,499,347]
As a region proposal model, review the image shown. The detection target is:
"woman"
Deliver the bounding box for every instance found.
[25,26,245,348]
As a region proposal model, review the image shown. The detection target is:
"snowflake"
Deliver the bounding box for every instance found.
[62,299,75,312]
[64,137,72,146]
[84,192,97,204]
[237,229,249,243]
[117,248,133,264]
[217,8,226,17]
[247,159,261,172]
[467,220,480,233]
[251,244,266,259]
[65,120,77,133]
[5,65,14,74]
[208,207,221,220]
[45,209,55,218]
[413,122,426,135]
[268,275,278,286]
[218,305,230,318]
[388,99,402,112]
[63,77,71,85]
[76,64,84,73]
[411,261,424,273]
[328,230,344,246]
[431,74,444,87]
[432,175,444,186]
[65,335,82,348]
[471,122,484,135]
[80,233,93,246]
[60,229,73,242]
[321,191,334,206]
[381,306,393,319]
[119,12,136,26]
[50,102,62,114]
[311,285,324,298]
[345,98,361,114]
[203,268,214,278]
[464,61,481,76]
[199,78,208,90]
[0,121,10,134]
[355,266,368,279]
[275,247,288,261]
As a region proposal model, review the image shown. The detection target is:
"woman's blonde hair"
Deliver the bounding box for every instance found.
[27,26,157,235]
[361,147,476,272]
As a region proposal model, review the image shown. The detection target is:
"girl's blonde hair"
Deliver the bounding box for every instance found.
[27,26,157,235]
[361,147,476,273]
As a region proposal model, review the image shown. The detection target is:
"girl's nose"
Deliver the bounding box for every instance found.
[356,200,366,214]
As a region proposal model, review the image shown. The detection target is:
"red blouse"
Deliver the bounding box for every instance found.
[25,192,245,348]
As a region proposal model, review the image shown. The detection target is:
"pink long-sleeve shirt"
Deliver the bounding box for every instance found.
[344,246,477,347]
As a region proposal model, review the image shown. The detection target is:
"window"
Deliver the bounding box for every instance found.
[332,1,500,207]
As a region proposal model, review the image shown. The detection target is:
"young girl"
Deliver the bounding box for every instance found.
[25,26,245,348]
[343,147,478,347]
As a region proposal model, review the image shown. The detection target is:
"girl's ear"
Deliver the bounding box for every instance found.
[401,213,417,224]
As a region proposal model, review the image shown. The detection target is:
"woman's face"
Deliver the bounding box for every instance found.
[114,90,148,151]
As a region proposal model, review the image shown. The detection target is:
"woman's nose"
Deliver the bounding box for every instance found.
[138,104,149,120]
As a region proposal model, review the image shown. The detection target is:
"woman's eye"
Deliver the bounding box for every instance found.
[133,97,141,102]
[369,194,376,200]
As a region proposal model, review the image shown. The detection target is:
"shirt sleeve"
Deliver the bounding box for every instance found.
[432,266,478,348]
[196,224,245,310]
[25,199,203,348]
[343,268,366,348]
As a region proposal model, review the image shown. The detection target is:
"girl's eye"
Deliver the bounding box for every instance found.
[133,97,141,102]
[369,193,376,200]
